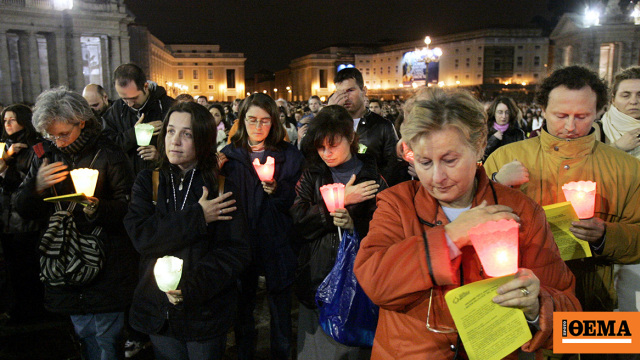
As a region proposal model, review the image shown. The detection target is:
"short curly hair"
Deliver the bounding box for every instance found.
[535,65,609,112]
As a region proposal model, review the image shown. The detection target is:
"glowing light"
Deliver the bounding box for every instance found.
[53,0,73,10]
[252,156,275,181]
[562,181,596,219]
[438,81,445,87]
[584,6,600,27]
[134,124,154,146]
[522,82,527,86]
[263,90,267,94]
[70,169,99,197]
[456,80,461,85]
[274,88,278,92]
[154,256,183,292]
[320,96,326,102]
[468,219,519,277]
[319,183,345,213]
[167,82,173,87]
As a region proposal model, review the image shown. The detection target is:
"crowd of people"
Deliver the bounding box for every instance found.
[0,62,639,360]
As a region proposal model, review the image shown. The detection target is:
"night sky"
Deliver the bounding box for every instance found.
[124,0,593,76]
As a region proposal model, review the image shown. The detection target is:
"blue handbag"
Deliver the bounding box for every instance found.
[315,229,378,347]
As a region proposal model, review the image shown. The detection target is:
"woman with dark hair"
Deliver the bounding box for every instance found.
[124,101,250,360]
[220,93,305,360]
[279,106,298,145]
[13,87,137,360]
[208,104,228,151]
[0,104,46,322]
[291,105,386,359]
[482,96,526,162]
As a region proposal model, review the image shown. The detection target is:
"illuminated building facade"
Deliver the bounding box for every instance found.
[0,0,133,103]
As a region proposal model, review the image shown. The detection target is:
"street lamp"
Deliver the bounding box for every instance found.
[417,36,443,86]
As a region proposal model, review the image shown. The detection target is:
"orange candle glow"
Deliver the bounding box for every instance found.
[253,156,275,181]
[562,181,596,219]
[319,183,345,213]
[468,219,519,277]
[402,142,414,162]
[0,142,5,159]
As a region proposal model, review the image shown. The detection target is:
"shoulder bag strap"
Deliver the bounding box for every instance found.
[152,170,159,203]
[217,175,225,197]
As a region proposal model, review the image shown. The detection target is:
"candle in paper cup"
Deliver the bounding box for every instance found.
[154,256,183,292]
[134,123,155,146]
[319,183,345,213]
[468,219,519,277]
[70,168,99,197]
[562,181,596,219]
[252,156,275,181]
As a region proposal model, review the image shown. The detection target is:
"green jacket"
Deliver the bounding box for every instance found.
[484,129,640,311]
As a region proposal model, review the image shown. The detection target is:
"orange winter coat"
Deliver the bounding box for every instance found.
[353,167,580,360]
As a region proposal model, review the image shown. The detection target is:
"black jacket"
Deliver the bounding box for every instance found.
[0,131,45,234]
[124,168,250,341]
[483,123,526,162]
[290,154,387,308]
[220,141,305,293]
[356,111,398,184]
[102,82,174,175]
[13,133,137,314]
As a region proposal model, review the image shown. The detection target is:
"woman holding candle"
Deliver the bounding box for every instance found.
[124,102,249,360]
[220,93,304,360]
[13,88,137,360]
[353,88,580,359]
[482,96,526,162]
[0,104,47,322]
[290,105,386,359]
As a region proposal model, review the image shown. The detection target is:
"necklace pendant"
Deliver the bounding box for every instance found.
[178,183,183,191]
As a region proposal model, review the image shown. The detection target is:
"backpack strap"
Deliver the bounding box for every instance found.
[152,170,159,203]
[217,175,225,197]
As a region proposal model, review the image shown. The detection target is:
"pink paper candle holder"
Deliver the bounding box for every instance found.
[253,156,275,181]
[562,181,596,219]
[468,219,519,277]
[319,183,345,213]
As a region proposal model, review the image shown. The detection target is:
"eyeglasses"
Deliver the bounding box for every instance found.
[426,288,457,334]
[495,110,510,116]
[245,117,272,127]
[45,124,78,141]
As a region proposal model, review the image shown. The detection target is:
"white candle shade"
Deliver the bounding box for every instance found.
[154,256,183,292]
[0,142,5,159]
[70,168,99,197]
[134,123,155,146]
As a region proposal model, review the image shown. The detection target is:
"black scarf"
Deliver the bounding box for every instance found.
[57,127,100,155]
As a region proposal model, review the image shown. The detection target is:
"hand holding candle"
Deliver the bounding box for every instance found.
[562,181,596,219]
[253,156,275,181]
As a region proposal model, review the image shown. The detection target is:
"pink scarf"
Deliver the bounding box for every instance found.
[493,122,509,132]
